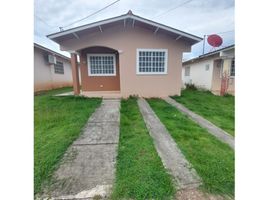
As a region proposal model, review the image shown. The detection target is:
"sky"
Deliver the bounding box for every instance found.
[34,0,234,60]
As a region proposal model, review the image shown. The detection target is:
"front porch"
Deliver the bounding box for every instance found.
[70,46,121,97]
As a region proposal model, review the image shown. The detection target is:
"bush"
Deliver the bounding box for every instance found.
[185,83,197,90]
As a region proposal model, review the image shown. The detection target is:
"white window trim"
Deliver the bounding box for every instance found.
[136,48,168,75]
[87,53,116,76]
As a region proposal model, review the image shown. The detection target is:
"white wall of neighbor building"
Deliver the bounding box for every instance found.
[34,47,73,92]
[182,59,214,90]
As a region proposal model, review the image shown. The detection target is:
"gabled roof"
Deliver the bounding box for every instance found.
[47,10,202,45]
[183,44,235,65]
[34,43,70,60]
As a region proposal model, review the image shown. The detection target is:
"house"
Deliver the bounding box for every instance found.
[34,43,73,92]
[182,45,235,95]
[47,10,202,97]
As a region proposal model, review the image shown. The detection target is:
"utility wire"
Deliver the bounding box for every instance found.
[155,0,194,18]
[60,0,120,30]
[34,14,57,28]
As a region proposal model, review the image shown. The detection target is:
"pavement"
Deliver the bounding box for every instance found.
[163,97,234,150]
[138,98,202,189]
[39,99,120,200]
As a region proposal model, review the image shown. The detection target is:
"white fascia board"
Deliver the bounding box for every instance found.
[48,15,127,39]
[130,15,202,42]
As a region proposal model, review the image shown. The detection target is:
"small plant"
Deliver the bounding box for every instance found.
[223,93,234,97]
[185,83,197,90]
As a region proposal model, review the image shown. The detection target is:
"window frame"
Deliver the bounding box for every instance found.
[54,61,64,74]
[136,48,168,75]
[230,58,235,77]
[205,64,210,71]
[87,53,116,76]
[185,66,190,76]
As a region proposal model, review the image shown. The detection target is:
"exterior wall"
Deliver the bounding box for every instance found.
[182,59,214,90]
[80,47,120,91]
[61,25,191,97]
[34,47,73,92]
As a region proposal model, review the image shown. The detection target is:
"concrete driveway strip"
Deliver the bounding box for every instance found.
[40,99,120,200]
[164,97,234,150]
[138,98,201,189]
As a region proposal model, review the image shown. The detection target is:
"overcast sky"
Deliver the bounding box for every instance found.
[34,0,234,60]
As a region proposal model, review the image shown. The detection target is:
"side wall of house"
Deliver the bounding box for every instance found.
[61,25,191,97]
[182,59,214,90]
[34,47,54,91]
[34,47,73,92]
[50,55,73,89]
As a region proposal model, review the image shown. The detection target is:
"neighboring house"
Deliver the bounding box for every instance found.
[47,10,202,97]
[34,43,73,92]
[182,45,235,95]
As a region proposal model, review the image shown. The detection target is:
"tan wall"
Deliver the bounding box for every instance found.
[34,47,73,92]
[211,60,235,95]
[61,25,191,97]
[80,47,120,91]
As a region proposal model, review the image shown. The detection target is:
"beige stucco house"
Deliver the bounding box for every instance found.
[47,11,202,97]
[34,43,73,92]
[182,45,235,95]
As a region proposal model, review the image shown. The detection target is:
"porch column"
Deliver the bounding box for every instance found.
[220,59,232,96]
[70,53,80,95]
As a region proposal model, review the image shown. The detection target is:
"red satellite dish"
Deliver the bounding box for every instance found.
[207,34,223,47]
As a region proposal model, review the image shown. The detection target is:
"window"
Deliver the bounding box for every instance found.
[54,61,64,74]
[185,66,190,76]
[137,49,168,74]
[205,64,209,71]
[230,58,235,76]
[87,54,116,76]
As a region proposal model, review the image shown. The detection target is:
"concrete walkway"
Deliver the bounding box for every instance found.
[138,98,201,189]
[40,99,120,200]
[163,97,234,149]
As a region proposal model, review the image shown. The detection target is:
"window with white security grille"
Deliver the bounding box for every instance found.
[87,54,116,76]
[137,49,168,74]
[54,61,64,74]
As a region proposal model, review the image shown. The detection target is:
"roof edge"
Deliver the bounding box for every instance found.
[34,43,70,60]
[183,44,235,65]
[47,12,202,43]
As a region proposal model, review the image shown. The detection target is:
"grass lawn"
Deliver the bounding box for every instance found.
[34,87,101,194]
[171,89,235,136]
[148,99,234,197]
[112,97,175,200]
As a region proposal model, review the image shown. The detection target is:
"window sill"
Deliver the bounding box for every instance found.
[136,72,168,75]
[88,74,116,77]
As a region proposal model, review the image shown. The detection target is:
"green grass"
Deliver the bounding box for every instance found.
[171,89,235,135]
[112,97,175,200]
[34,87,101,194]
[147,99,234,197]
